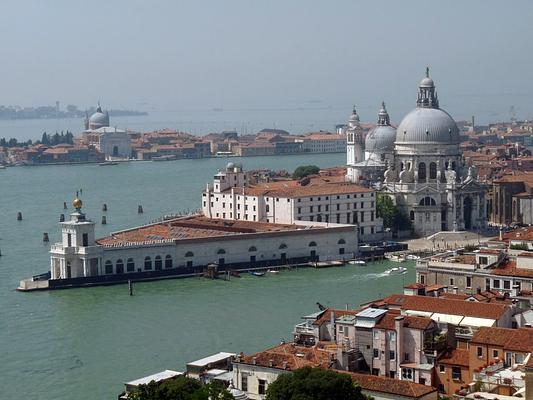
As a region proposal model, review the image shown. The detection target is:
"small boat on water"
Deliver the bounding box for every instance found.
[99,161,118,166]
[152,155,177,162]
[0,165,6,170]
[249,271,265,277]
[406,254,420,260]
[389,255,406,263]
[267,269,280,274]
[385,266,407,275]
[348,260,366,265]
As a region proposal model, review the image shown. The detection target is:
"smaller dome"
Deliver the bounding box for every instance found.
[419,76,434,88]
[73,198,83,210]
[365,125,397,153]
[226,162,235,170]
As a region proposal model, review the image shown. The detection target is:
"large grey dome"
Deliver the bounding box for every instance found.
[366,125,396,152]
[395,69,460,145]
[395,107,459,145]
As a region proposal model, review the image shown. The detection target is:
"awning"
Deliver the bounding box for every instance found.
[459,316,495,327]
[403,310,432,317]
[431,313,463,325]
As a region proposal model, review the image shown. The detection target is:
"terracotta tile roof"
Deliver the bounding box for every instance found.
[438,348,469,367]
[471,327,533,353]
[379,294,509,320]
[374,313,434,331]
[439,293,470,301]
[339,371,437,399]
[237,342,337,371]
[96,215,321,246]
[492,260,533,278]
[236,178,372,198]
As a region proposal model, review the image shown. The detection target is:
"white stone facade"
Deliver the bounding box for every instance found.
[202,164,383,242]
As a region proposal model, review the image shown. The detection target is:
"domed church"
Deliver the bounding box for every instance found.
[347,69,487,236]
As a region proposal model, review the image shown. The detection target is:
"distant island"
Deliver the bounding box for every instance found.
[0,103,148,120]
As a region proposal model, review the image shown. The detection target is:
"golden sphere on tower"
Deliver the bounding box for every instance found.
[73,198,83,210]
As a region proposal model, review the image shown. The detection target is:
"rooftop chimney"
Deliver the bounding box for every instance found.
[453,286,458,294]
[269,359,274,368]
[252,357,257,365]
[499,228,504,241]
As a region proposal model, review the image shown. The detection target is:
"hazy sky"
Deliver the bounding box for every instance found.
[1,0,532,123]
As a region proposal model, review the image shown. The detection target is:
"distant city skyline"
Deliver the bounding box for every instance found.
[1,1,532,125]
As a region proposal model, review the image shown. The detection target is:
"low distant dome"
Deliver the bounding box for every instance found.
[226,162,235,170]
[88,105,109,129]
[395,108,459,145]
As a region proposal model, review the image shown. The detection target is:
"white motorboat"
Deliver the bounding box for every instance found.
[267,269,280,274]
[348,260,366,265]
[406,254,419,260]
[385,266,407,275]
[389,255,406,263]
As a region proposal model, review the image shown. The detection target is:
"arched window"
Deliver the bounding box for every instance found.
[418,162,426,182]
[266,205,270,213]
[429,162,437,179]
[338,238,346,244]
[419,197,436,206]
[105,260,113,274]
[248,246,257,252]
[126,258,135,272]
[144,256,152,270]
[185,251,194,257]
[410,210,415,221]
[279,243,288,249]
[309,241,317,247]
[165,255,173,268]
[217,249,226,254]
[116,259,124,274]
[155,256,163,270]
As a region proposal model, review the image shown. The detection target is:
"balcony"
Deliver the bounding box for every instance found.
[293,322,316,346]
[455,326,475,339]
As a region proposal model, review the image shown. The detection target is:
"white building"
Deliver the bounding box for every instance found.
[202,163,383,242]
[295,133,347,153]
[347,69,487,236]
[82,104,132,159]
[19,198,359,290]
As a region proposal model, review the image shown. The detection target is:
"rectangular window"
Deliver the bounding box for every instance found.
[222,202,226,208]
[389,371,396,379]
[477,347,483,357]
[439,365,445,373]
[325,205,329,211]
[361,202,364,208]
[318,205,321,212]
[493,279,500,289]
[336,214,340,223]
[373,349,379,358]
[67,233,72,247]
[298,207,301,214]
[466,276,472,288]
[360,212,364,222]
[388,331,396,341]
[493,350,499,358]
[371,211,374,221]
[82,233,88,247]
[336,204,340,210]
[258,379,266,395]
[404,353,410,362]
[503,280,511,289]
[373,330,379,339]
[310,206,314,213]
[450,278,454,286]
[389,351,395,360]
[452,367,461,381]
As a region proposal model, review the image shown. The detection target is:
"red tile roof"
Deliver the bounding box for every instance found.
[313,309,359,327]
[471,327,533,353]
[96,215,323,246]
[378,294,509,320]
[236,342,337,371]
[492,260,533,278]
[438,348,469,367]
[339,371,437,399]
[374,313,434,331]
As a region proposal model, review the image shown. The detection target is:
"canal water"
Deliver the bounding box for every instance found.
[0,153,414,400]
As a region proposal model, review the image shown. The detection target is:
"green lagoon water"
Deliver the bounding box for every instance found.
[0,153,414,399]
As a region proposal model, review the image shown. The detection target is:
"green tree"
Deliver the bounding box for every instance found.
[265,367,369,400]
[376,193,412,233]
[41,132,49,144]
[128,376,234,400]
[293,165,320,179]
